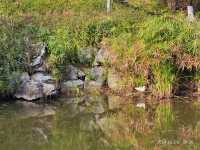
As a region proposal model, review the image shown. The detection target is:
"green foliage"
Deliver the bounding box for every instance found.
[0,19,24,93]
[151,62,176,98]
[1,0,200,97]
[140,15,200,56]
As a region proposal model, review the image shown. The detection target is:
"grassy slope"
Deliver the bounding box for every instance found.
[1,0,200,98]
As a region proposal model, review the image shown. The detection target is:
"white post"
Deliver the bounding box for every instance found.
[107,0,112,13]
[123,0,128,3]
[187,6,195,22]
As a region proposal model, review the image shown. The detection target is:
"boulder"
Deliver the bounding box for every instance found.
[20,72,30,82]
[93,48,110,66]
[15,80,58,101]
[90,67,106,81]
[107,69,122,91]
[78,47,98,65]
[65,65,85,81]
[33,63,48,73]
[85,67,107,91]
[30,43,48,68]
[61,80,84,96]
[15,81,43,100]
[31,56,43,68]
[14,42,58,101]
[42,83,58,96]
[31,73,53,83]
[85,81,103,91]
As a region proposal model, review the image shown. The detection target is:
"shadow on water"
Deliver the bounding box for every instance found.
[0,94,200,150]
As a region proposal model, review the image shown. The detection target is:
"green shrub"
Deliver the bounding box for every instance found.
[140,15,200,56]
[0,19,24,93]
[151,62,176,98]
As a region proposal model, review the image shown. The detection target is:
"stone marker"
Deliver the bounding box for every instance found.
[187,6,195,22]
[107,0,112,13]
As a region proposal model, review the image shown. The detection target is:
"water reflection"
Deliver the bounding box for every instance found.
[0,95,199,150]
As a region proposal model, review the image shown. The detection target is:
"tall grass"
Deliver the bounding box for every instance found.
[151,63,176,98]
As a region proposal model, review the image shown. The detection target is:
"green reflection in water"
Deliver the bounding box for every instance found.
[0,96,199,150]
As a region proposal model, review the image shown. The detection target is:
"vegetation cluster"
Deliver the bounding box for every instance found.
[1,0,200,98]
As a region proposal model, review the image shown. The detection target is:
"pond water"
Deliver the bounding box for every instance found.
[0,93,200,150]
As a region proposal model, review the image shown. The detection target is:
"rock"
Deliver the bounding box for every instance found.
[78,47,98,64]
[14,42,58,101]
[31,56,43,68]
[90,67,106,81]
[85,67,106,90]
[20,72,30,82]
[34,63,47,73]
[30,43,48,68]
[65,65,85,81]
[85,81,103,91]
[42,83,58,96]
[62,80,84,89]
[31,73,53,83]
[61,80,84,96]
[107,69,122,91]
[77,70,85,81]
[108,95,122,110]
[93,48,110,66]
[15,80,58,101]
[187,6,195,22]
[120,0,129,4]
[15,81,43,100]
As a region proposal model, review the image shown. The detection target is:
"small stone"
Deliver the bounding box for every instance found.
[107,69,122,91]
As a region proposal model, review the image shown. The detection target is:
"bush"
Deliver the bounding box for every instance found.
[0,19,24,93]
[151,62,176,98]
[140,15,200,56]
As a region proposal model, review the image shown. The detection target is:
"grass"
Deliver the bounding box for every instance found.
[1,0,200,97]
